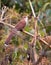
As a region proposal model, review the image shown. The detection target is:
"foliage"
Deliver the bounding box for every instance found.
[0,0,51,65]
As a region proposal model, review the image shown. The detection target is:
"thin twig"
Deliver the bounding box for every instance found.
[38,37,51,48]
[0,21,15,28]
[29,0,36,18]
[23,30,34,37]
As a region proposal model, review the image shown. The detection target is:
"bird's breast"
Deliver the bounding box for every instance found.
[15,20,26,31]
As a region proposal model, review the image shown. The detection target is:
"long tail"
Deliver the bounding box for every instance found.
[5,31,15,45]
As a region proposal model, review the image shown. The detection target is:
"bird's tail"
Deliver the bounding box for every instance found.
[5,31,15,45]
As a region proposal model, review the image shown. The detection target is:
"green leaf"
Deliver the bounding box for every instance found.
[24,26,31,32]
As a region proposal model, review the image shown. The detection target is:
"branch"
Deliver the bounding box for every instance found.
[23,30,34,37]
[0,21,15,28]
[29,0,36,18]
[29,0,38,63]
[38,37,51,48]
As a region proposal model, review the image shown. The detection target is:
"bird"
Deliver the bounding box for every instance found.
[4,16,28,46]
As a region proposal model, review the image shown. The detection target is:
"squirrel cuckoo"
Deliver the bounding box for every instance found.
[5,16,28,46]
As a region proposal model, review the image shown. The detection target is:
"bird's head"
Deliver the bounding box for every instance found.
[23,16,28,26]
